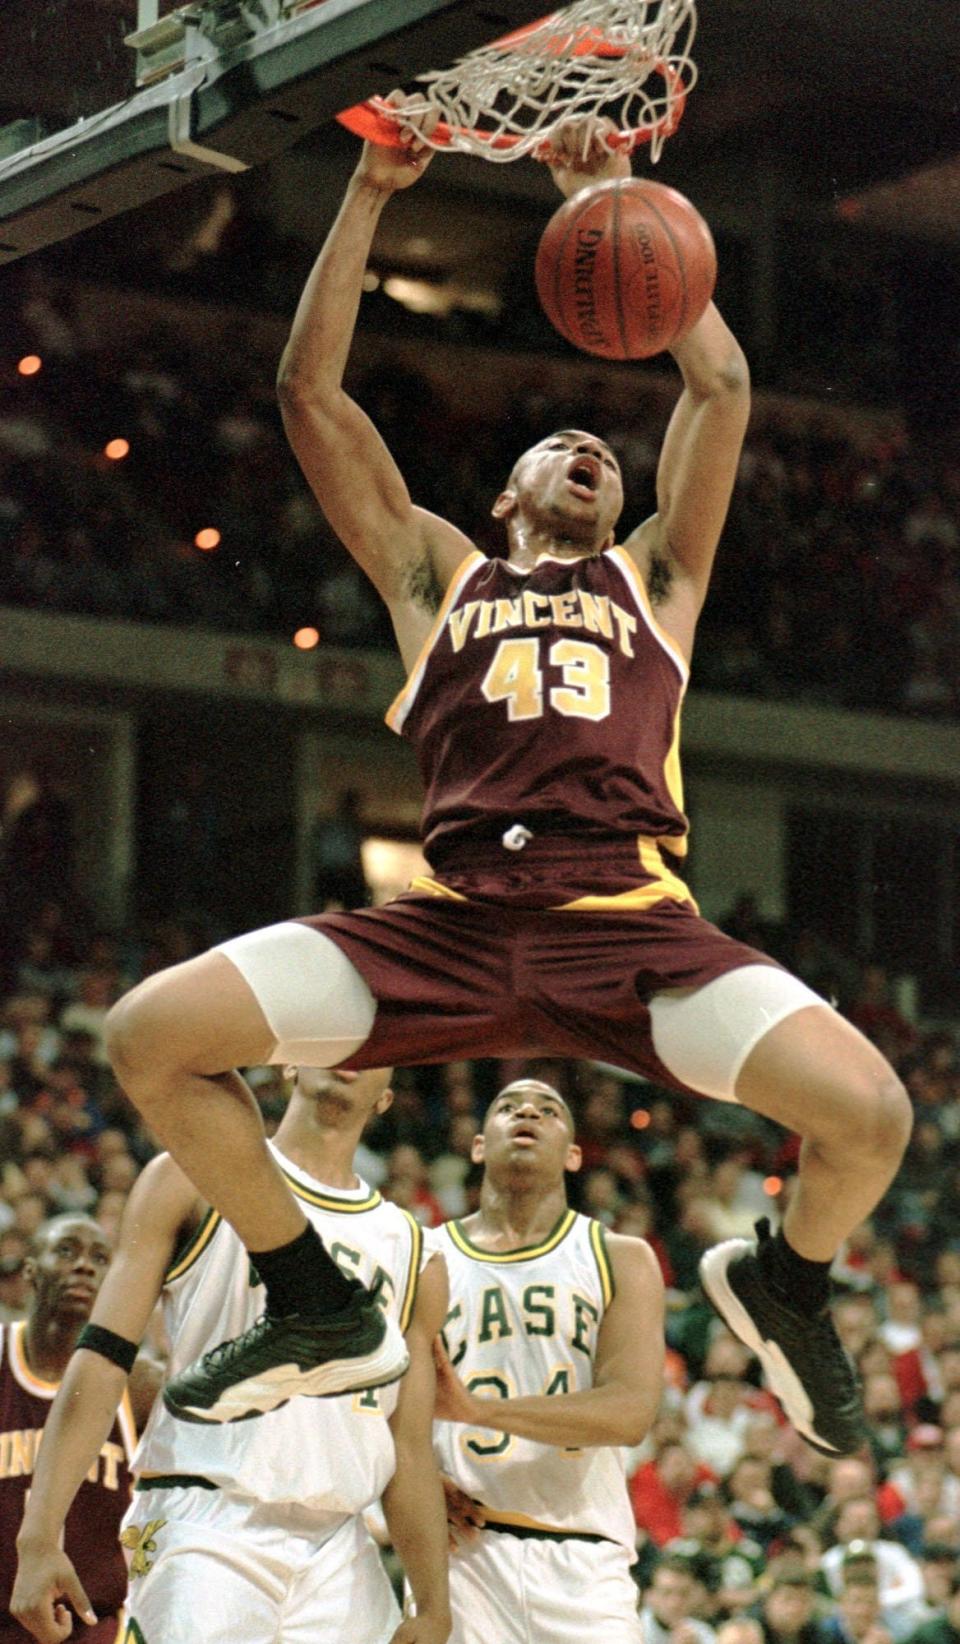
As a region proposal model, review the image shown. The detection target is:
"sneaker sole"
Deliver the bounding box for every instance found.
[699,1239,847,1457]
[164,1335,410,1425]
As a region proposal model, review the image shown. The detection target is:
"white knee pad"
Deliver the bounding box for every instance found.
[649,963,827,1101]
[215,922,376,1066]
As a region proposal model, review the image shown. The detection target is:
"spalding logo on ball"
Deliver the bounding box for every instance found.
[535,178,716,360]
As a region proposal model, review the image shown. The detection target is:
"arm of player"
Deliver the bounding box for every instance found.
[12,1155,200,1644]
[276,93,473,635]
[127,1347,165,1433]
[434,1235,663,1448]
[544,125,748,656]
[382,1253,452,1644]
[623,302,750,656]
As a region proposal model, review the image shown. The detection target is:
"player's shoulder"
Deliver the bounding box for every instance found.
[374,1197,433,1259]
[136,1149,201,1201]
[420,1219,452,1258]
[125,1151,206,1235]
[602,1229,665,1288]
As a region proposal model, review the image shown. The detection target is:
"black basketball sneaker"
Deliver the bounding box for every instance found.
[162,1277,409,1424]
[699,1220,867,1456]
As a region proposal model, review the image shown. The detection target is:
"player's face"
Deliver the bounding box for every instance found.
[476,1084,580,1178]
[26,1218,111,1321]
[293,1066,393,1124]
[501,430,624,546]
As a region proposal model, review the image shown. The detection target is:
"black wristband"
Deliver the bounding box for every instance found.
[76,1323,138,1374]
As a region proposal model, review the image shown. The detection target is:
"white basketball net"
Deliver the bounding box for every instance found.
[379,0,697,163]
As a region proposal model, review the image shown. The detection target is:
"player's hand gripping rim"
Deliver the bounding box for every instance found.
[545,114,632,198]
[356,91,441,194]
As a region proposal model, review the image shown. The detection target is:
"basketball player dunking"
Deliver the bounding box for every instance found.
[12,1069,449,1644]
[429,1077,663,1644]
[1,1215,157,1644]
[102,102,910,1455]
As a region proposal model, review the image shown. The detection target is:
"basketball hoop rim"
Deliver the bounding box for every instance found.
[337,57,690,160]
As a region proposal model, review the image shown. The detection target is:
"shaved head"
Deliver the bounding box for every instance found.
[30,1213,105,1258]
[484,1080,575,1136]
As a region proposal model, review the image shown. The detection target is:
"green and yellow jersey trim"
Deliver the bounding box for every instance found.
[134,1471,218,1492]
[589,1219,615,1309]
[398,1210,423,1333]
[164,1208,221,1284]
[445,1208,577,1264]
[165,1176,381,1288]
[278,1165,381,1214]
[121,1617,146,1644]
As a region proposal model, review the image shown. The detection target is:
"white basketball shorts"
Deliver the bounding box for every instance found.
[445,1530,643,1644]
[120,1484,400,1644]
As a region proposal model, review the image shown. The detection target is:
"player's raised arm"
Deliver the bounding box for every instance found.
[434,1234,664,1449]
[12,1157,199,1644]
[544,122,750,660]
[382,1253,451,1644]
[654,301,750,601]
[276,94,474,655]
[623,300,750,660]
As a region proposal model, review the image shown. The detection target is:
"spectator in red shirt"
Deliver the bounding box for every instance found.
[631,1440,719,1547]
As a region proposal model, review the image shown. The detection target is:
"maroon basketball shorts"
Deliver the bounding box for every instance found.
[292,838,824,1096]
[308,894,771,1091]
[217,838,829,1098]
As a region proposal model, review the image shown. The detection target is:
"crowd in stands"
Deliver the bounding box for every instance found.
[2,266,960,718]
[3,852,960,1641]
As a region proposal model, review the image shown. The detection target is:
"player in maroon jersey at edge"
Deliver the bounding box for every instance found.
[1,1215,157,1644]
[103,102,911,1456]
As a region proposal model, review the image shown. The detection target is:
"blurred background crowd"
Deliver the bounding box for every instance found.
[2,264,959,719]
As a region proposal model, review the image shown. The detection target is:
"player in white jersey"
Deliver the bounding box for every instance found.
[12,1068,450,1644]
[429,1078,665,1644]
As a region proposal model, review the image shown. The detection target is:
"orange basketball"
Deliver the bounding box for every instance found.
[535,178,717,360]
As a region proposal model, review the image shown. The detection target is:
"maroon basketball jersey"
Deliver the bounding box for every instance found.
[0,1321,135,1642]
[386,547,690,864]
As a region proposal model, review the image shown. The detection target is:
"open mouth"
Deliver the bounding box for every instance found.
[567,456,601,497]
[510,1124,539,1142]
